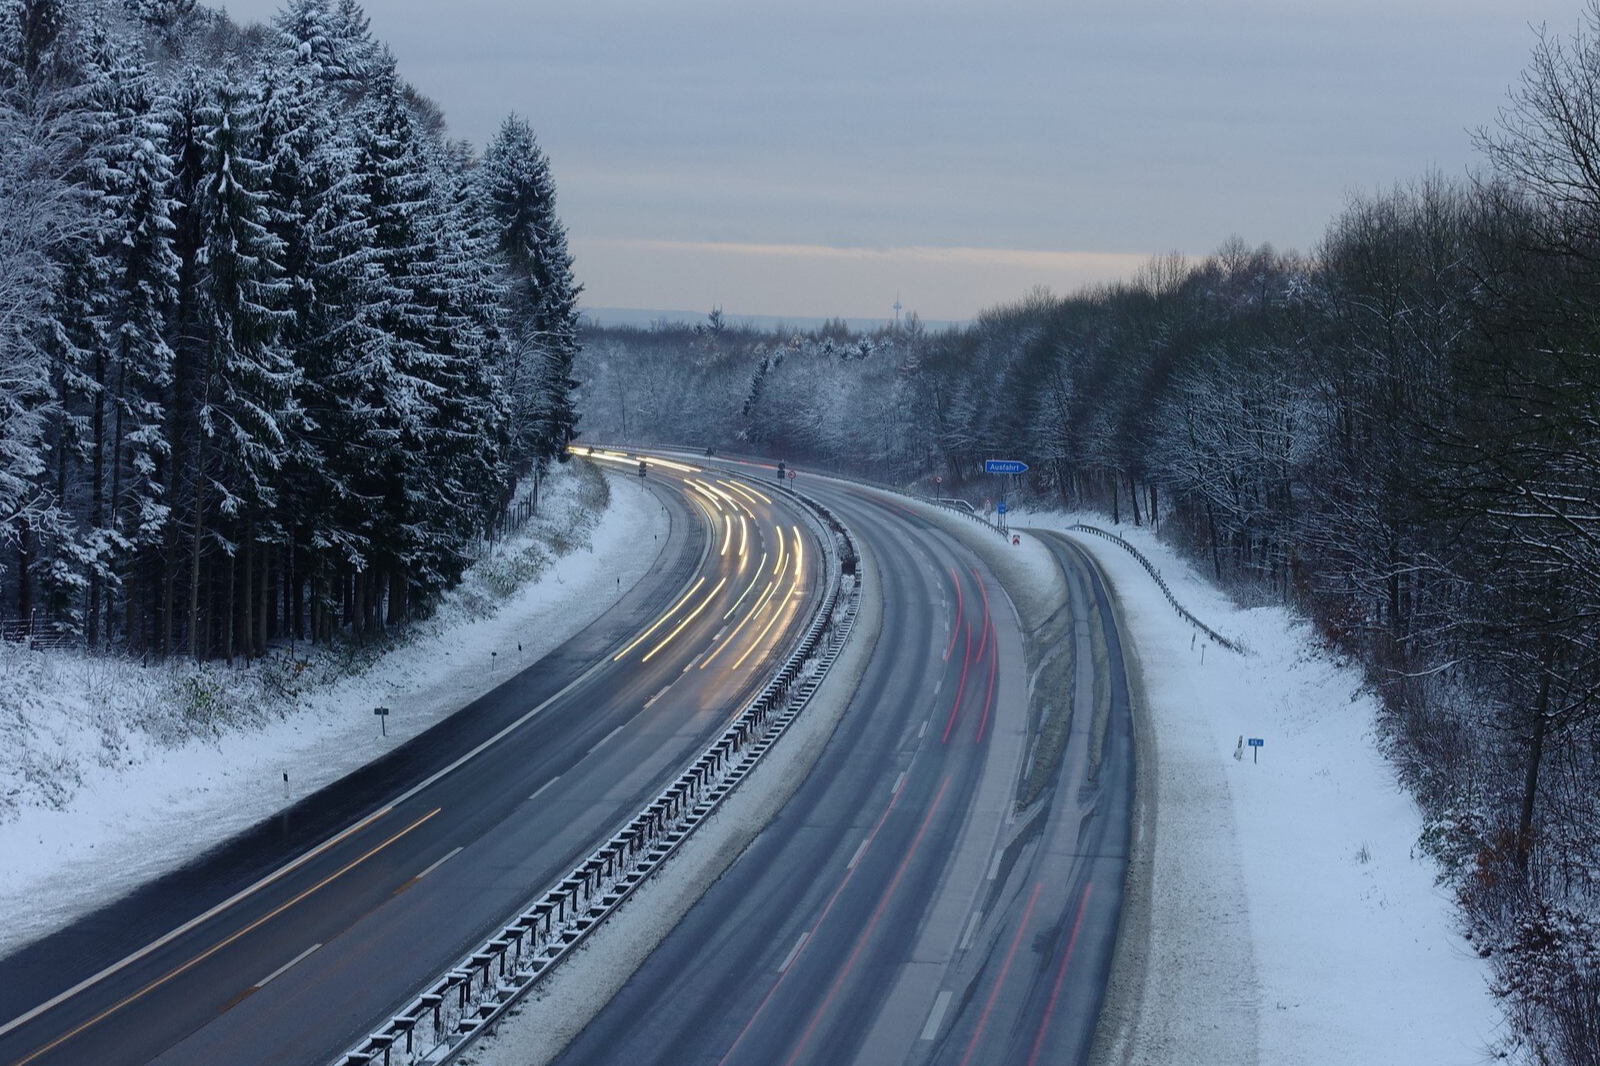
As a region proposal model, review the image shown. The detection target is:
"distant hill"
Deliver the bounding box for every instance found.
[580,306,964,333]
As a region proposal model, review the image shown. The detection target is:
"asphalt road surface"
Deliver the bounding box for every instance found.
[552,474,1134,1066]
[0,456,825,1066]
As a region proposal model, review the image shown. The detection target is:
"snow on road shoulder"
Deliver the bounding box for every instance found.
[0,468,668,957]
[1012,510,1499,1065]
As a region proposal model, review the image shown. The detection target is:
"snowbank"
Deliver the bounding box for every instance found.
[1001,509,1499,1065]
[0,466,669,955]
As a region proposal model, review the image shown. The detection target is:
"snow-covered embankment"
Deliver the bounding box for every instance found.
[1016,513,1499,1066]
[0,465,667,956]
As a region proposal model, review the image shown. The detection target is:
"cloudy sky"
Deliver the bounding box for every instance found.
[227,0,1580,321]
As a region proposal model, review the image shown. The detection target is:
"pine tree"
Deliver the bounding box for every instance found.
[184,67,294,659]
[477,114,581,502]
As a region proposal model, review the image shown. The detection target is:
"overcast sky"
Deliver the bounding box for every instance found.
[225,0,1581,321]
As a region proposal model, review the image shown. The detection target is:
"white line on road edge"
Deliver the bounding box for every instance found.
[2,541,716,1039]
[960,911,982,951]
[591,724,626,753]
[415,847,463,881]
[986,851,1004,881]
[255,944,322,989]
[644,683,672,708]
[918,722,928,739]
[848,837,871,871]
[528,777,561,802]
[0,804,390,1040]
[892,770,907,796]
[778,930,811,974]
[921,990,953,1040]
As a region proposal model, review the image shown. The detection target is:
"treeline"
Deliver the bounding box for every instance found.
[0,0,580,661]
[577,11,1600,1058]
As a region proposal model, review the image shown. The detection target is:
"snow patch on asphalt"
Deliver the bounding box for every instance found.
[0,469,668,957]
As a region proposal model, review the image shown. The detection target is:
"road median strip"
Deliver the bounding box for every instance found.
[329,480,861,1066]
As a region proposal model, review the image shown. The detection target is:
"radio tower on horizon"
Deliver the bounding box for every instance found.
[893,291,903,329]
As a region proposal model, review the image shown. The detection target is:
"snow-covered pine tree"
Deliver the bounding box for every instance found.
[344,53,446,636]
[101,73,180,654]
[184,66,295,660]
[476,114,581,507]
[262,24,390,647]
[274,0,377,96]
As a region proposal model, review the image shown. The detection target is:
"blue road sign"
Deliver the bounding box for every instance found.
[997,501,1008,514]
[1248,738,1264,747]
[984,459,1029,475]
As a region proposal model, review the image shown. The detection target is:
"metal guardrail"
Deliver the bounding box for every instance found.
[1066,524,1249,655]
[331,477,861,1066]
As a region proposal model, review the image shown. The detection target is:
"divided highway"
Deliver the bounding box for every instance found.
[0,455,827,1066]
[553,471,1135,1066]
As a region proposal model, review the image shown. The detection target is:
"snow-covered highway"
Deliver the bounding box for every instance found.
[0,460,827,1066]
[533,469,1135,1066]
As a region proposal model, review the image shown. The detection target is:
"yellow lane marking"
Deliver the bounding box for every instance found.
[642,577,729,663]
[12,808,442,1066]
[613,577,707,662]
[733,565,804,671]
[703,578,778,670]
[720,479,768,506]
[723,553,768,621]
[0,804,394,1044]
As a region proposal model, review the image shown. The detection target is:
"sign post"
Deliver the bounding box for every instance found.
[1248,737,1264,763]
[374,706,391,737]
[984,461,1027,532]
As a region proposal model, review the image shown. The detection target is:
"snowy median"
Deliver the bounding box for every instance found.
[0,465,668,956]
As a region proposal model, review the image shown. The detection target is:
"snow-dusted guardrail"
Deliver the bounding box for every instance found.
[330,492,860,1066]
[1067,523,1249,655]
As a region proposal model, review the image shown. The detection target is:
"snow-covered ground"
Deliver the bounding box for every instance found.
[998,508,1500,1065]
[0,466,668,957]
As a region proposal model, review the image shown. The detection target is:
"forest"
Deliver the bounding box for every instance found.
[0,0,580,662]
[576,18,1600,1063]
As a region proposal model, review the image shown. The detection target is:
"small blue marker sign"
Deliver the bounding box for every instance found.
[1248,738,1264,747]
[1248,737,1263,763]
[997,501,1008,515]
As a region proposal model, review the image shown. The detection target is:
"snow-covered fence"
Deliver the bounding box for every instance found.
[330,485,861,1066]
[0,613,75,650]
[1067,523,1249,655]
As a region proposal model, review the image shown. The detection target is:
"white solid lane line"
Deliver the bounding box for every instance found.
[528,777,561,802]
[778,931,811,974]
[414,846,463,881]
[959,911,983,951]
[591,724,626,753]
[254,944,322,989]
[847,837,871,871]
[921,990,953,1041]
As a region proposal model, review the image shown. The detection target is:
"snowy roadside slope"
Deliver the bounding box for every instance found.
[1012,511,1498,1066]
[0,468,668,956]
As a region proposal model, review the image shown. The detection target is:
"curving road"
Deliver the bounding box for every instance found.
[0,455,827,1066]
[552,472,1134,1066]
